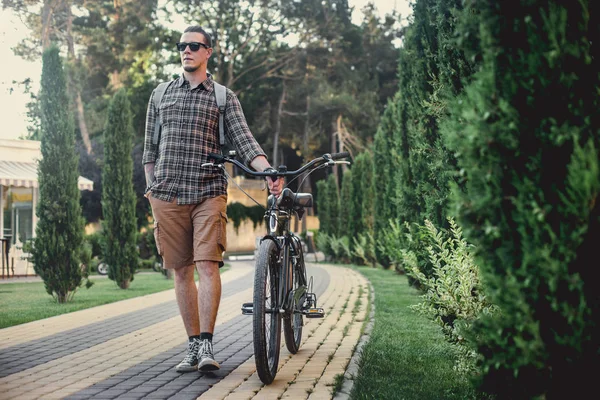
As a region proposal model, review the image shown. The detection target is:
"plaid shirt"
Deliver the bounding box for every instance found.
[142,74,266,205]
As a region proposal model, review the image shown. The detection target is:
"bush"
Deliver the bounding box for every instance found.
[85,232,103,259]
[32,45,87,303]
[443,1,600,396]
[101,89,138,289]
[407,218,497,374]
[137,229,158,260]
[352,232,376,267]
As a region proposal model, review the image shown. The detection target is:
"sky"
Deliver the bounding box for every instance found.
[0,1,412,141]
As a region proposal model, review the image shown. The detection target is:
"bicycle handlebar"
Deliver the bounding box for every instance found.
[205,152,350,178]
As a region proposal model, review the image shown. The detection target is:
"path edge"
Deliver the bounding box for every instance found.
[333,270,376,400]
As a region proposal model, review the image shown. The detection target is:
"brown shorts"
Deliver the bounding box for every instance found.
[149,194,228,269]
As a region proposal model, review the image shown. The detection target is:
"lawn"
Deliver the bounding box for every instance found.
[349,265,484,400]
[0,266,229,329]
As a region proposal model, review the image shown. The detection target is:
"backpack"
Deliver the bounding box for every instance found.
[152,80,230,154]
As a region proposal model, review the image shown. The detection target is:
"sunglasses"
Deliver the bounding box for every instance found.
[176,42,210,52]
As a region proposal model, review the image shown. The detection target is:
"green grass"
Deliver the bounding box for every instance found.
[0,265,230,329]
[349,265,483,400]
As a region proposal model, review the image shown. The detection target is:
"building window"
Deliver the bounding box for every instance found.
[2,187,33,245]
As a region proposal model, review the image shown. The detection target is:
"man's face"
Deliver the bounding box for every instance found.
[178,32,212,73]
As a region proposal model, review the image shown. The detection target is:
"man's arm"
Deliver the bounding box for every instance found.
[142,90,158,197]
[144,163,156,197]
[250,155,283,196]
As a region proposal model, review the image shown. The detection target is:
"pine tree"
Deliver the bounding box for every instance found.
[339,169,353,236]
[326,174,341,236]
[315,179,330,235]
[32,45,86,303]
[444,0,600,397]
[101,89,138,289]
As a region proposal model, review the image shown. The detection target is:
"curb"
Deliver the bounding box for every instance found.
[333,278,376,399]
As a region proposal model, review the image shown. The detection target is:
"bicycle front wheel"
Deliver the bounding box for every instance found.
[253,239,282,384]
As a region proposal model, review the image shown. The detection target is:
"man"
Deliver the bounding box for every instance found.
[142,25,283,373]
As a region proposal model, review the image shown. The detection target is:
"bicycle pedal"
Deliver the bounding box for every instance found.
[304,307,325,318]
[241,302,253,315]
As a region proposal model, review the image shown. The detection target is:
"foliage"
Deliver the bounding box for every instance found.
[101,89,138,289]
[314,232,351,263]
[352,232,376,267]
[226,202,265,233]
[339,169,353,236]
[32,45,87,304]
[315,173,340,236]
[84,232,102,259]
[376,219,405,271]
[315,230,332,258]
[326,173,341,236]
[406,218,497,374]
[442,0,600,397]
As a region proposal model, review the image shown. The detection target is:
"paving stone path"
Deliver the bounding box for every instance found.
[0,261,370,400]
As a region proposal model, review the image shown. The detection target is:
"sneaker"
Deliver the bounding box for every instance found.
[175,339,200,372]
[197,339,220,372]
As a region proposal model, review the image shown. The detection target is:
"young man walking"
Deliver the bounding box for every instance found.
[142,25,283,372]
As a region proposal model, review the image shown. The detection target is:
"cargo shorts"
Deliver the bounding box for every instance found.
[149,194,228,269]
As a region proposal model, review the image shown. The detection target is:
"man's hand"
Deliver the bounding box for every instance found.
[266,173,284,196]
[249,156,284,196]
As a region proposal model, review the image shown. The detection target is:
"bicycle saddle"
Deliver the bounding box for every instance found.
[268,188,313,210]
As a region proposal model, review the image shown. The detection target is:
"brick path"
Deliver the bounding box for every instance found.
[0,261,370,400]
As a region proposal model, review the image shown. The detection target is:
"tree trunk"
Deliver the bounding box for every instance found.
[331,115,339,183]
[272,82,286,166]
[301,94,312,233]
[41,0,60,50]
[65,2,92,154]
[337,115,348,173]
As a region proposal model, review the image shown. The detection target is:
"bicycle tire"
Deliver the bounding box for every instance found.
[283,237,305,354]
[253,239,282,384]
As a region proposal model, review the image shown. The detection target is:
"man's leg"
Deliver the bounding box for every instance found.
[196,260,221,371]
[196,260,221,334]
[191,195,227,372]
[172,264,204,372]
[174,265,200,336]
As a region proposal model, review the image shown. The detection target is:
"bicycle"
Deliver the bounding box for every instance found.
[202,151,350,384]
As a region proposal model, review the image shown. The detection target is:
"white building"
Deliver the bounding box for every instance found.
[0,139,93,277]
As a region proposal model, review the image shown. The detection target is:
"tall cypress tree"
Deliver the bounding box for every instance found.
[339,169,353,236]
[33,45,86,303]
[444,0,600,397]
[316,179,331,235]
[326,173,341,236]
[102,89,138,289]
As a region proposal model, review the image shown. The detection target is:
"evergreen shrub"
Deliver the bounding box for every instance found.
[101,89,138,289]
[32,45,87,303]
[407,218,497,374]
[443,0,600,396]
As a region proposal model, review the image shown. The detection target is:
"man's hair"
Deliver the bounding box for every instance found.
[183,26,212,48]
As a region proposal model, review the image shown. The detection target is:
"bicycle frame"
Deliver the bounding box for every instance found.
[262,204,306,317]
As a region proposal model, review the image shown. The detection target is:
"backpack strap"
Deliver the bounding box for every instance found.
[213,81,227,149]
[152,81,172,146]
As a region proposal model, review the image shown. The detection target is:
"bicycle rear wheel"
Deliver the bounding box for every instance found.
[253,239,282,384]
[283,237,306,354]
